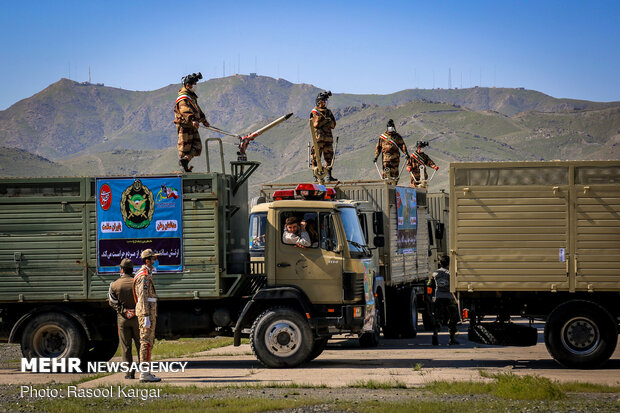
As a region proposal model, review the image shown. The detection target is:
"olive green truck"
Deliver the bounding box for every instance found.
[0,156,376,368]
[261,160,620,368]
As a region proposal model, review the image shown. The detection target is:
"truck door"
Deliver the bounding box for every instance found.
[573,165,620,292]
[274,210,343,304]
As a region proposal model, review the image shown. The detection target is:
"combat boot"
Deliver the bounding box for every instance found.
[124,372,135,380]
[327,170,338,182]
[449,333,460,346]
[179,158,192,173]
[139,372,161,383]
[432,331,439,346]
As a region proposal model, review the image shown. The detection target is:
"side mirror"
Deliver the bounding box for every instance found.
[373,212,384,235]
[373,236,385,248]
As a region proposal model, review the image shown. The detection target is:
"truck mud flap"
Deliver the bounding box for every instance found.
[468,323,538,347]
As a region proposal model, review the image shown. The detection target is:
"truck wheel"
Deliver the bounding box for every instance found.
[400,288,418,338]
[544,301,618,369]
[250,307,313,368]
[306,337,329,362]
[21,313,86,359]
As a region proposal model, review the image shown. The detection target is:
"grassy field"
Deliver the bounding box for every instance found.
[4,373,619,413]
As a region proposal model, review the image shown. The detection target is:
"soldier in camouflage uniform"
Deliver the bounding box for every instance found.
[310,91,337,181]
[174,72,209,172]
[133,249,161,382]
[407,141,439,188]
[373,119,409,180]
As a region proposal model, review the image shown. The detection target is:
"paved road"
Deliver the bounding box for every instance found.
[2,324,618,388]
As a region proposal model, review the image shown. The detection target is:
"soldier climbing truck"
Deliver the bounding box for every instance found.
[0,143,376,368]
[258,160,620,368]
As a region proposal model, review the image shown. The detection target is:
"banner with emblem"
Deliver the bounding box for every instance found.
[96,176,183,273]
[395,187,417,254]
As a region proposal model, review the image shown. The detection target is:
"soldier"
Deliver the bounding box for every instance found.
[174,72,209,173]
[133,249,162,382]
[407,141,438,188]
[310,91,338,181]
[428,255,459,346]
[373,119,409,180]
[108,258,140,379]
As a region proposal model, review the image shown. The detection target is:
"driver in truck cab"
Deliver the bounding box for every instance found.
[282,216,311,248]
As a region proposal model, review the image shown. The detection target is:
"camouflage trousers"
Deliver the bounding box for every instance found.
[382,158,400,179]
[138,315,156,363]
[311,140,334,172]
[177,126,202,161]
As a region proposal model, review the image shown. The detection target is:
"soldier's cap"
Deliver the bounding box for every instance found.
[141,249,161,259]
[120,258,134,270]
[285,216,299,226]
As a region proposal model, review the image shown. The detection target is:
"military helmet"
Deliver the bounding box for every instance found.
[316,90,332,105]
[182,72,203,86]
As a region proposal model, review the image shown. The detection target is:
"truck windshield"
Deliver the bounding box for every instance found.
[249,212,267,254]
[339,207,370,256]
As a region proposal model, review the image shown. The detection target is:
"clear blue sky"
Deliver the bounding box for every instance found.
[1,0,619,110]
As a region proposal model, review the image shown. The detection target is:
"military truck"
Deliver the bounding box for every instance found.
[257,180,432,346]
[0,146,375,368]
[450,160,620,368]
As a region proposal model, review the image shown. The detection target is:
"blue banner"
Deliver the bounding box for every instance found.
[395,187,417,254]
[96,176,183,273]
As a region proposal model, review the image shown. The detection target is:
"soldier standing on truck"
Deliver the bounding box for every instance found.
[310,91,338,182]
[373,119,409,180]
[428,255,459,346]
[108,258,140,379]
[174,72,210,173]
[407,141,438,188]
[133,249,162,382]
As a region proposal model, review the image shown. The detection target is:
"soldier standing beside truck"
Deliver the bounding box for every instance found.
[407,141,438,188]
[428,255,459,346]
[133,249,162,383]
[174,72,210,173]
[108,258,140,379]
[310,91,338,182]
[374,119,409,180]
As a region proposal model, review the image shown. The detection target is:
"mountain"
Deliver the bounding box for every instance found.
[0,76,619,193]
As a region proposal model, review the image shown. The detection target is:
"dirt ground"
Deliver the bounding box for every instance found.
[1,323,619,388]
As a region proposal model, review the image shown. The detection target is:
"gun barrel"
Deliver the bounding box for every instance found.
[245,113,293,140]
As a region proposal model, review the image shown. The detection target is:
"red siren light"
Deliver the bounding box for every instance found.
[324,187,336,200]
[295,183,326,200]
[272,189,295,201]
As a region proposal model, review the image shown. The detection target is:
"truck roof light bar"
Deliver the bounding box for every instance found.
[324,188,336,200]
[273,189,295,201]
[295,183,327,200]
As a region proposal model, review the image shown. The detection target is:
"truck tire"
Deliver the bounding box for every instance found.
[544,300,618,369]
[306,337,329,362]
[250,307,313,368]
[382,288,401,339]
[21,313,86,359]
[400,288,418,339]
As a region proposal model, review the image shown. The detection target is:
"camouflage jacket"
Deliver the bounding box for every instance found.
[133,265,158,318]
[408,150,437,176]
[374,131,408,161]
[174,87,207,129]
[310,106,336,142]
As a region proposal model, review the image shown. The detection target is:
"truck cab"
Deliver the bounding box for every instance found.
[240,184,377,366]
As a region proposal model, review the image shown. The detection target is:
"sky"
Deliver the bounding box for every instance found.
[1,0,619,110]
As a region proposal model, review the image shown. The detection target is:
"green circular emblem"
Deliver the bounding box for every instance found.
[120,180,154,229]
